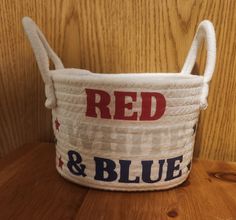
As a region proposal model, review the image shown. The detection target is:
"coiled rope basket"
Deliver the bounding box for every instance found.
[22,17,216,191]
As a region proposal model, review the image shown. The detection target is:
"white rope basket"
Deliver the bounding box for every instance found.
[22,17,216,191]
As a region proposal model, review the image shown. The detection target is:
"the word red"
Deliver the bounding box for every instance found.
[85,88,166,121]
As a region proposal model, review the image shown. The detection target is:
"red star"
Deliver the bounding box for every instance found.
[58,156,64,169]
[55,118,60,131]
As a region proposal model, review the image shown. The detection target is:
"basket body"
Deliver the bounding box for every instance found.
[52,70,203,191]
[22,17,216,191]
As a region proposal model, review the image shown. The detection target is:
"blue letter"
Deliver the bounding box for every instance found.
[142,160,164,183]
[94,157,117,182]
[119,160,140,183]
[165,155,183,181]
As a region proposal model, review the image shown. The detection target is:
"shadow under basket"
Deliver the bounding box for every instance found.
[22,17,216,191]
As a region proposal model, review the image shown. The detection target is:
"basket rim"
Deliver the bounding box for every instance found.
[50,68,204,87]
[50,68,204,79]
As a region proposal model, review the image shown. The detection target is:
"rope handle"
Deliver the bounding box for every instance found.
[22,17,216,110]
[22,17,64,109]
[180,20,216,110]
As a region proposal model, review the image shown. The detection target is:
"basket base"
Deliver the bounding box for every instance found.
[56,166,190,191]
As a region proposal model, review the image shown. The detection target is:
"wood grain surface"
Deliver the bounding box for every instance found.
[0,143,236,220]
[0,0,236,160]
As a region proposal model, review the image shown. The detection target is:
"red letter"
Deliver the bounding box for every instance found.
[114,91,137,120]
[85,88,111,119]
[140,92,166,121]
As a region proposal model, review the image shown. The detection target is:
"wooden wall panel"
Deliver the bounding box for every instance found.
[0,0,235,161]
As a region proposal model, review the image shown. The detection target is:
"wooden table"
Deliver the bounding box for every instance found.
[0,143,236,220]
